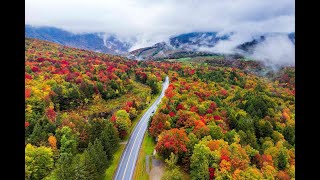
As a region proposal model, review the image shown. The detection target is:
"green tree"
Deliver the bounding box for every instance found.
[87,139,108,174]
[238,130,259,149]
[99,120,120,164]
[208,124,223,140]
[161,168,183,180]
[277,148,289,170]
[55,154,74,180]
[58,126,78,158]
[283,125,295,146]
[255,120,273,139]
[25,144,54,180]
[190,143,211,180]
[115,110,131,138]
[161,153,183,180]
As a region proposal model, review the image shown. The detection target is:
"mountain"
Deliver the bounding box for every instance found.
[127,32,229,60]
[26,25,295,60]
[170,32,229,49]
[128,31,295,60]
[25,25,133,55]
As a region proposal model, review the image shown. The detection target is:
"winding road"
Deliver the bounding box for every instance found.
[114,76,169,180]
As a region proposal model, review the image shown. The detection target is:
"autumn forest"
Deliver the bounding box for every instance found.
[25,38,294,180]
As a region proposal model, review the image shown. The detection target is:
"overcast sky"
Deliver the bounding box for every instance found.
[26,0,294,38]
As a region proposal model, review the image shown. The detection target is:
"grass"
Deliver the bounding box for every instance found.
[104,144,126,180]
[176,57,192,62]
[133,133,156,180]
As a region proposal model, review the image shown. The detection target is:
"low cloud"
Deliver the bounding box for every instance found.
[26,0,295,64]
[249,35,295,67]
[26,0,294,47]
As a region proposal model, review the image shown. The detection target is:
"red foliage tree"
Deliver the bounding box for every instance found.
[276,171,290,180]
[25,121,30,128]
[169,111,175,117]
[149,112,169,138]
[176,110,196,128]
[176,103,185,111]
[190,106,198,113]
[46,108,56,123]
[214,115,222,120]
[31,66,40,72]
[25,88,31,99]
[155,128,189,158]
[25,73,32,80]
[220,89,228,96]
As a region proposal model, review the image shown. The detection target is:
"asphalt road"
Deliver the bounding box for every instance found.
[114,76,169,180]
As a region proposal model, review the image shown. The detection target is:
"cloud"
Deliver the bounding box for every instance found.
[250,35,295,67]
[26,0,295,48]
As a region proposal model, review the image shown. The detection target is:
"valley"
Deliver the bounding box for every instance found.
[25,38,295,180]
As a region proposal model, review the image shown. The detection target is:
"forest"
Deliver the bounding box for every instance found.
[148,60,295,179]
[25,38,175,179]
[25,38,294,180]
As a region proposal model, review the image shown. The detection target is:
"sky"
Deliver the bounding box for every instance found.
[26,0,295,65]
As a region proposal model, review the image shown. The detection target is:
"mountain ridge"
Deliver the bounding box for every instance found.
[25,25,294,60]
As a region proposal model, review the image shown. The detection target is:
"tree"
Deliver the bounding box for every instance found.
[99,120,120,164]
[86,139,108,174]
[48,135,57,150]
[255,120,273,139]
[25,144,54,180]
[208,124,223,140]
[193,120,210,138]
[224,129,238,144]
[283,125,295,146]
[238,167,263,179]
[29,117,56,145]
[149,112,169,138]
[276,170,290,180]
[55,153,74,180]
[71,154,88,180]
[161,168,183,180]
[161,152,183,180]
[88,118,105,144]
[78,149,100,180]
[176,110,198,128]
[190,143,211,180]
[56,126,78,159]
[156,128,189,159]
[238,130,259,149]
[114,110,131,138]
[277,148,289,170]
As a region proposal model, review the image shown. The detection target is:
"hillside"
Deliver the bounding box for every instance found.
[25,38,175,179]
[26,25,295,62]
[147,57,295,179]
[128,32,295,61]
[25,38,295,180]
[25,25,132,55]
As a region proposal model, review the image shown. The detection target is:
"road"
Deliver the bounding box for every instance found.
[114,76,169,180]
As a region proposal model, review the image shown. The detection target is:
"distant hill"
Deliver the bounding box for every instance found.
[25,25,132,55]
[169,32,229,49]
[26,25,294,60]
[127,32,229,60]
[128,32,295,60]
